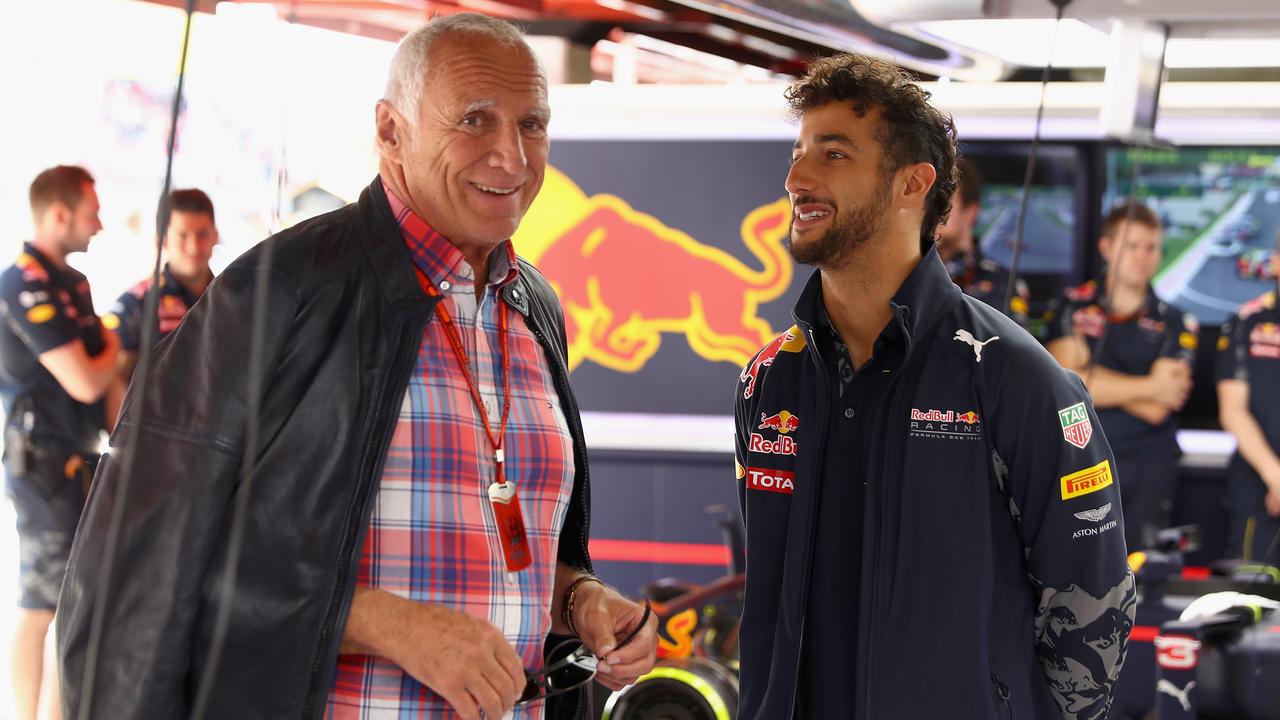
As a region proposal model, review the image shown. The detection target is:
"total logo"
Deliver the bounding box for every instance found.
[746,467,795,494]
[750,432,797,456]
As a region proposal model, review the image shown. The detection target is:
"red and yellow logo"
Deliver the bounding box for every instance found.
[657,609,698,659]
[513,166,792,373]
[1061,459,1113,500]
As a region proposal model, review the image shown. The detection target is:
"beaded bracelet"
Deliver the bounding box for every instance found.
[562,575,604,636]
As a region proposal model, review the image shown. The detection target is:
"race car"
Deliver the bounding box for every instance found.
[1237,248,1277,280]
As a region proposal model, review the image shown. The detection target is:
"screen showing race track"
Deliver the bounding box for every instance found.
[961,143,1083,279]
[1106,147,1280,325]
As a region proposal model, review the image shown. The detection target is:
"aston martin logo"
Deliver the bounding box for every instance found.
[1074,503,1112,523]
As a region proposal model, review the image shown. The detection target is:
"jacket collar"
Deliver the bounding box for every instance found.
[793,245,963,356]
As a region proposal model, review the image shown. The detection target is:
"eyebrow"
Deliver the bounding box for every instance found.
[793,133,858,151]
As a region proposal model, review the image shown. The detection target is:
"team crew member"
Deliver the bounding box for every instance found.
[0,165,119,720]
[1045,202,1198,552]
[1217,235,1280,563]
[104,188,218,383]
[938,156,1029,326]
[58,15,656,720]
[735,54,1134,720]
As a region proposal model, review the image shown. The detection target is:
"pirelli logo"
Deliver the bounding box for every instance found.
[1061,459,1113,501]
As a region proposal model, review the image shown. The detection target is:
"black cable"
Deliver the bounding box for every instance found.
[1001,0,1070,317]
[188,4,296,716]
[75,2,197,717]
[1082,157,1146,389]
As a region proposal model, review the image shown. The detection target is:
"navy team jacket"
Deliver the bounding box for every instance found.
[734,249,1136,720]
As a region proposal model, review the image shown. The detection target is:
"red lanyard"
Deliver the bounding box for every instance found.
[412,265,512,485]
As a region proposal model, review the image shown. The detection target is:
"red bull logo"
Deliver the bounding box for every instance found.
[758,410,799,434]
[513,166,792,373]
[955,411,980,425]
[740,325,807,399]
[749,432,797,456]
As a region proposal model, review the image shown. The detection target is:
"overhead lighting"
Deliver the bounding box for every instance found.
[914,18,1110,68]
[1164,39,1280,68]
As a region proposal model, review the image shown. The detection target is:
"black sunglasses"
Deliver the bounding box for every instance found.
[518,599,652,704]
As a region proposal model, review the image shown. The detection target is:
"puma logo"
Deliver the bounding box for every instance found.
[954,329,1000,362]
[1157,678,1195,712]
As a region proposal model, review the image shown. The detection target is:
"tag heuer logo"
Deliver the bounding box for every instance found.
[1058,402,1093,449]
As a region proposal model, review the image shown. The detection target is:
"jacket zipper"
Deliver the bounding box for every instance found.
[991,673,1012,720]
[862,318,908,720]
[786,326,829,720]
[301,319,423,718]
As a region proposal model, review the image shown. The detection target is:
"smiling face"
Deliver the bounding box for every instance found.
[163,210,217,279]
[784,101,895,269]
[378,32,549,250]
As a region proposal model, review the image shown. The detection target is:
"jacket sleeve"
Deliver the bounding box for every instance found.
[56,247,297,719]
[986,346,1136,720]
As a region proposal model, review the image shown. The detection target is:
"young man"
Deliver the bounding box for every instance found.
[1216,230,1280,564]
[938,157,1030,326]
[1045,203,1198,552]
[0,165,119,720]
[104,188,218,383]
[58,15,655,720]
[735,54,1134,719]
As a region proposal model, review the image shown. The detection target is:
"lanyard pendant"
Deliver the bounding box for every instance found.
[489,480,532,572]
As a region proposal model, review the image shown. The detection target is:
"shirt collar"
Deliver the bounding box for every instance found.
[381,179,519,292]
[794,245,963,354]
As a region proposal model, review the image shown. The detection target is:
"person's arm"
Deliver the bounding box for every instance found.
[1218,380,1280,499]
[340,587,526,720]
[1047,336,1189,415]
[57,251,295,719]
[989,347,1135,720]
[37,328,119,403]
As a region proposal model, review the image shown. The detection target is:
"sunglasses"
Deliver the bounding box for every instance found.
[518,599,652,704]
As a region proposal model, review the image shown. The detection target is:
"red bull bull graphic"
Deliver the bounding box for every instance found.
[739,325,807,399]
[513,166,792,373]
[757,410,799,434]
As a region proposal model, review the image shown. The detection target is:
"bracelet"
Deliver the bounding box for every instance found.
[562,575,604,636]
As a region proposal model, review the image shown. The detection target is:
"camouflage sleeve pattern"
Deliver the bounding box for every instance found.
[989,346,1136,720]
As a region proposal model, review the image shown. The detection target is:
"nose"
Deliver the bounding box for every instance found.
[784,156,812,197]
[489,123,528,176]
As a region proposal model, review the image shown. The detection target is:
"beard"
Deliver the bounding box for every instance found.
[788,179,893,269]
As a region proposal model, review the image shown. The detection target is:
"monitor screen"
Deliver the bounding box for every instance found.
[960,141,1085,279]
[1104,146,1280,326]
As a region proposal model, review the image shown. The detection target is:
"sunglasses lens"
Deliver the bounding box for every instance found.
[519,640,598,704]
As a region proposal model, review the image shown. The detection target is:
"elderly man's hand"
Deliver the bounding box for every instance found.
[345,589,525,720]
[571,583,659,691]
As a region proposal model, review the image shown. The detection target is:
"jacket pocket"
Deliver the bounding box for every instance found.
[990,672,1012,720]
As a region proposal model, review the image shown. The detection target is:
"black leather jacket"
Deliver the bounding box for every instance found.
[57,178,593,719]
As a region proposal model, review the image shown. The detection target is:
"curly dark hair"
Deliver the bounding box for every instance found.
[785,54,958,253]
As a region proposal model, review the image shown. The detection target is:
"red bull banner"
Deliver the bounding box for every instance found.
[513,140,802,415]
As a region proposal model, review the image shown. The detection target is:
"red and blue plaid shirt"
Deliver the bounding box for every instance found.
[325,184,575,719]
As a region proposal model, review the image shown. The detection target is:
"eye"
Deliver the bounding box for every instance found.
[521,118,547,134]
[826,149,846,161]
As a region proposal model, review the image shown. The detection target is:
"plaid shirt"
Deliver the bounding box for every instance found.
[325,185,575,719]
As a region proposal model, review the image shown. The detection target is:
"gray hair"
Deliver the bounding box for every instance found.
[384,14,529,121]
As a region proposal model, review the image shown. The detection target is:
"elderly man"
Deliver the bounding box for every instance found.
[734,54,1134,719]
[58,14,655,720]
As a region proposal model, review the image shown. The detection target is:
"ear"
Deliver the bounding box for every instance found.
[1098,236,1112,263]
[900,162,937,209]
[375,100,405,161]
